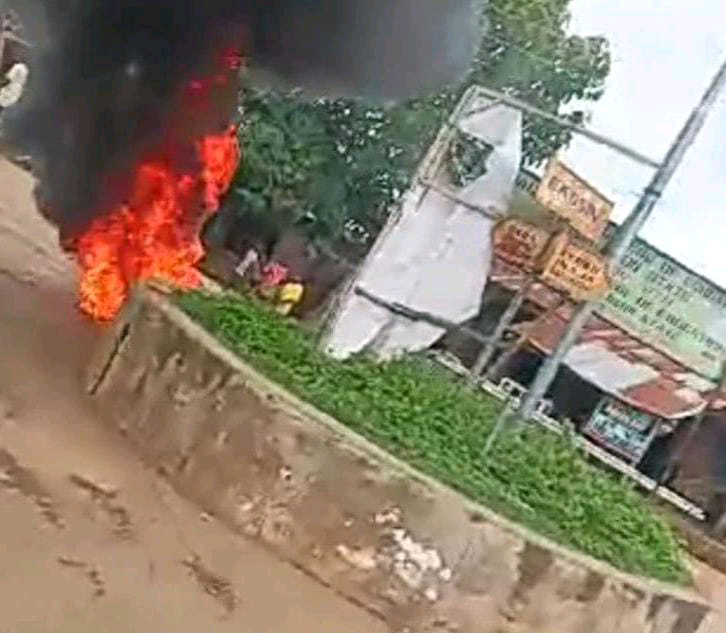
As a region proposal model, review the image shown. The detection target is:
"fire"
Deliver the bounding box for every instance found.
[76,126,240,321]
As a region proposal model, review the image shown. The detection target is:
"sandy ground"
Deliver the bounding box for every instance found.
[0,157,387,632]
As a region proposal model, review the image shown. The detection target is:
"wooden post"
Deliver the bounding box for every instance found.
[470,275,534,381]
[636,419,661,468]
[485,295,566,382]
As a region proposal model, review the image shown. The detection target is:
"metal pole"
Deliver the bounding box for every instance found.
[467,86,661,169]
[417,177,502,220]
[713,506,726,538]
[517,57,726,421]
[482,396,516,458]
[485,295,566,382]
[0,14,6,74]
[470,275,534,380]
[353,286,492,345]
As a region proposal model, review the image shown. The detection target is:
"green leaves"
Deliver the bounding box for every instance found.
[231,0,611,251]
[447,130,494,187]
[234,89,342,240]
[178,291,688,585]
[474,0,611,165]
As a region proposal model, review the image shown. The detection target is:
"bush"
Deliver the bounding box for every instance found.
[177,291,688,584]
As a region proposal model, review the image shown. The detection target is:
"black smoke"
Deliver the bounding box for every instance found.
[6,0,477,240]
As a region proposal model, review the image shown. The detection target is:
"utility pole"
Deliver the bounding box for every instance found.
[517,57,726,420]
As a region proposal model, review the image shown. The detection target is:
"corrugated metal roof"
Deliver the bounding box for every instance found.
[563,342,659,392]
[524,310,708,419]
[491,257,717,419]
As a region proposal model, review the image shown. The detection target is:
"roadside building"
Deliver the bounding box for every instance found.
[443,168,726,520]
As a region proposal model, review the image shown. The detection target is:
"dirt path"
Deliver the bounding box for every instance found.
[0,157,387,633]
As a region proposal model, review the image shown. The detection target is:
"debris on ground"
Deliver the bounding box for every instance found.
[0,448,64,528]
[69,473,134,540]
[56,556,107,598]
[182,554,240,616]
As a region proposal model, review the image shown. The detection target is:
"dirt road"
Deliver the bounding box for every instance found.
[3,154,726,633]
[0,157,386,632]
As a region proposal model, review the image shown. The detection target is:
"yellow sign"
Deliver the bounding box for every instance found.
[540,233,610,302]
[536,159,614,242]
[492,218,551,271]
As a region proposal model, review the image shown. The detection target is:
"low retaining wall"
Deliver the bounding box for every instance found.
[85,288,717,633]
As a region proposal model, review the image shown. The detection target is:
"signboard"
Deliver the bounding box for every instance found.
[492,220,610,301]
[539,233,610,302]
[511,168,726,378]
[597,235,726,379]
[584,397,657,464]
[492,218,550,271]
[536,159,614,242]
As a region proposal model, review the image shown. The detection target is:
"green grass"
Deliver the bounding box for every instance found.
[177,290,689,584]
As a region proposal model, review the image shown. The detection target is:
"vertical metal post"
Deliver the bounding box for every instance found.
[517,57,726,421]
[0,13,6,75]
[485,295,565,382]
[482,395,516,458]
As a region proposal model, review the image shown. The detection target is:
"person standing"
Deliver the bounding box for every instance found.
[258,261,288,301]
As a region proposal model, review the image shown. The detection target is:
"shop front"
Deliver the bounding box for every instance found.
[583,397,666,466]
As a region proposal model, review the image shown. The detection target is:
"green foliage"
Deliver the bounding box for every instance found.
[231,0,611,249]
[234,90,343,241]
[475,0,610,165]
[177,291,688,585]
[232,88,447,249]
[447,130,494,187]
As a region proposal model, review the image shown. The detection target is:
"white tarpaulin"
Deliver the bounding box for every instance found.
[325,96,523,359]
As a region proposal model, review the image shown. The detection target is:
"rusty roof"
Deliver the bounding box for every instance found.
[491,257,721,419]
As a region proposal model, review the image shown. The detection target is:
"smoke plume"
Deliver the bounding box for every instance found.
[5,0,477,239]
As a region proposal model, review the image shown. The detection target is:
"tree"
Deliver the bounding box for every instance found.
[231,0,610,250]
[319,94,450,242]
[474,0,610,164]
[232,89,346,243]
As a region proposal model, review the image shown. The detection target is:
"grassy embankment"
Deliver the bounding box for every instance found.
[178,290,688,584]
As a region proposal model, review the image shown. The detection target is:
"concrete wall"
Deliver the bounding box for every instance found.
[86,288,718,633]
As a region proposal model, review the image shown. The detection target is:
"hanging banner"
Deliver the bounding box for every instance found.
[536,159,614,242]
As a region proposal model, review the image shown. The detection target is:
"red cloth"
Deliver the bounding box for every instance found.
[261,262,288,287]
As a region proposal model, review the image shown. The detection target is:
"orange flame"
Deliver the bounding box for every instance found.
[76,126,240,321]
